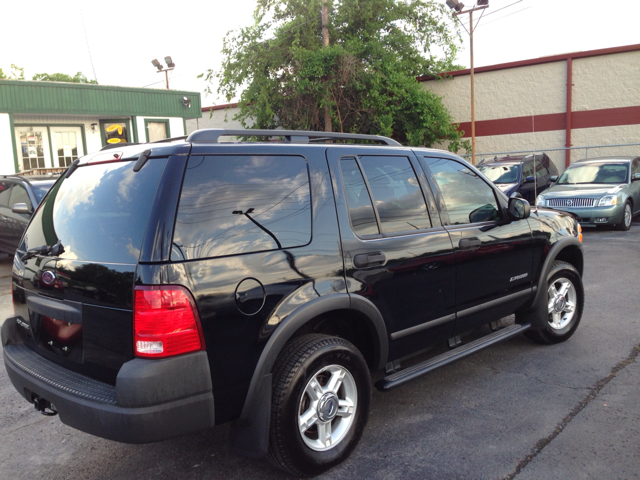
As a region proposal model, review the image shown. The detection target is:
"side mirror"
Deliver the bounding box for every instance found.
[549,175,558,183]
[12,203,32,215]
[524,175,535,183]
[632,173,640,182]
[508,197,530,221]
[510,191,523,199]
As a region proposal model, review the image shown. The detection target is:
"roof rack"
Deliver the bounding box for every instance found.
[1,174,33,187]
[186,129,401,146]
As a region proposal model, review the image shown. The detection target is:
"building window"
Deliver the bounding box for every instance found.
[145,119,170,143]
[101,121,129,145]
[17,130,46,170]
[54,131,79,167]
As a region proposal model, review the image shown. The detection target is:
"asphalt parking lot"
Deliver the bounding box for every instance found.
[1,221,639,479]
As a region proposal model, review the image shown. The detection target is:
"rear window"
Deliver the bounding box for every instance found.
[172,155,312,261]
[22,159,167,263]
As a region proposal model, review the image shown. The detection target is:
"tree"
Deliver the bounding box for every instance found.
[32,72,98,84]
[0,64,25,80]
[204,0,468,150]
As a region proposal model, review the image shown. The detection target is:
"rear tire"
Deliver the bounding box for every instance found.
[617,201,632,231]
[267,334,371,477]
[524,261,584,344]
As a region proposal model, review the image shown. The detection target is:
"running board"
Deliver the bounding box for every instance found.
[376,323,531,392]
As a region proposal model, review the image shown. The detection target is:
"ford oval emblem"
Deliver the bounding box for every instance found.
[42,271,56,285]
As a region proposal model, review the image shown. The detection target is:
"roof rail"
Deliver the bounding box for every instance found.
[186,129,401,146]
[1,174,33,187]
[151,135,188,144]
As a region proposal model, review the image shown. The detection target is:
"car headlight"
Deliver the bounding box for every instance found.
[598,195,618,206]
[536,195,546,206]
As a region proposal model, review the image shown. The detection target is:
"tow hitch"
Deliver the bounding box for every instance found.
[32,394,58,417]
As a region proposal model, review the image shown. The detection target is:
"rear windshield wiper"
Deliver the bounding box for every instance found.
[22,245,50,261]
[21,241,65,261]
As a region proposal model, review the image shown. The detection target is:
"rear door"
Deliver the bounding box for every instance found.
[417,155,534,336]
[327,147,456,360]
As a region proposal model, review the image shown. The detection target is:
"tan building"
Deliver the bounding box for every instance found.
[421,44,640,170]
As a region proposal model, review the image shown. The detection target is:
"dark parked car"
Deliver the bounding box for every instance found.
[477,153,559,203]
[0,175,57,255]
[2,130,584,476]
[536,156,640,231]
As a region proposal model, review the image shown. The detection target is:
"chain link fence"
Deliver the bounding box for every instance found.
[461,143,640,171]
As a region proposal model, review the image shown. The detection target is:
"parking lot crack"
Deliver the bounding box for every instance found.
[504,343,640,480]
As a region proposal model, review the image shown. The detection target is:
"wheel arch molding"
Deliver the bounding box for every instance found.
[516,236,583,330]
[229,292,388,458]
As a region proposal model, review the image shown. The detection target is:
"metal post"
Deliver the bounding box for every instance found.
[322,0,332,133]
[470,9,476,165]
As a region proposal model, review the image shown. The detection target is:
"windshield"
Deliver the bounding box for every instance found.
[477,164,520,184]
[557,163,629,185]
[31,181,55,203]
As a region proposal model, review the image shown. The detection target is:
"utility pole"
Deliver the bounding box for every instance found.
[321,0,332,132]
[448,1,488,165]
[469,8,475,164]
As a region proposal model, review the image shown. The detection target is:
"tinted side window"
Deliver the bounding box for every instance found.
[9,184,32,210]
[632,159,640,175]
[358,156,431,234]
[341,158,380,237]
[522,161,534,178]
[0,182,11,207]
[421,157,500,225]
[173,155,312,260]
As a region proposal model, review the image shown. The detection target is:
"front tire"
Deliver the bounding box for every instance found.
[524,261,584,344]
[267,334,371,477]
[617,201,632,231]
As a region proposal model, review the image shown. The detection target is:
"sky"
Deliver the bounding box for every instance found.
[1,0,639,108]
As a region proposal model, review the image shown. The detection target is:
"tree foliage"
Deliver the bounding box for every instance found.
[32,72,98,84]
[0,64,25,80]
[204,0,468,150]
[1,66,97,84]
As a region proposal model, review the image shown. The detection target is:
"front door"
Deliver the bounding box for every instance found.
[14,128,51,171]
[328,147,457,360]
[50,126,84,168]
[418,156,534,336]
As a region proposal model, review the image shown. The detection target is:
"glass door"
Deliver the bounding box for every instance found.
[50,126,84,167]
[15,128,51,171]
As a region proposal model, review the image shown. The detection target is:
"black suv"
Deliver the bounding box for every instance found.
[2,130,584,476]
[477,153,559,203]
[0,175,57,255]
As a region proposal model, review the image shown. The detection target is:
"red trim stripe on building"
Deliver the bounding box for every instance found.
[456,106,640,138]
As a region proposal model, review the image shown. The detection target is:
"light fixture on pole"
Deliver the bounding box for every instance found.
[447,0,489,165]
[150,57,175,89]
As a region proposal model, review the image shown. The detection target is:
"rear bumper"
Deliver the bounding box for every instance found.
[2,318,215,444]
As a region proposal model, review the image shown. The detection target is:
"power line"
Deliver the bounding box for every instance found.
[476,6,532,28]
[483,0,524,17]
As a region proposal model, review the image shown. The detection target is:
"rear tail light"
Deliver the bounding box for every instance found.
[134,285,205,358]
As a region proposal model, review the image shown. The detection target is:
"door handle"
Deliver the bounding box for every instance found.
[354,251,386,268]
[459,237,481,250]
